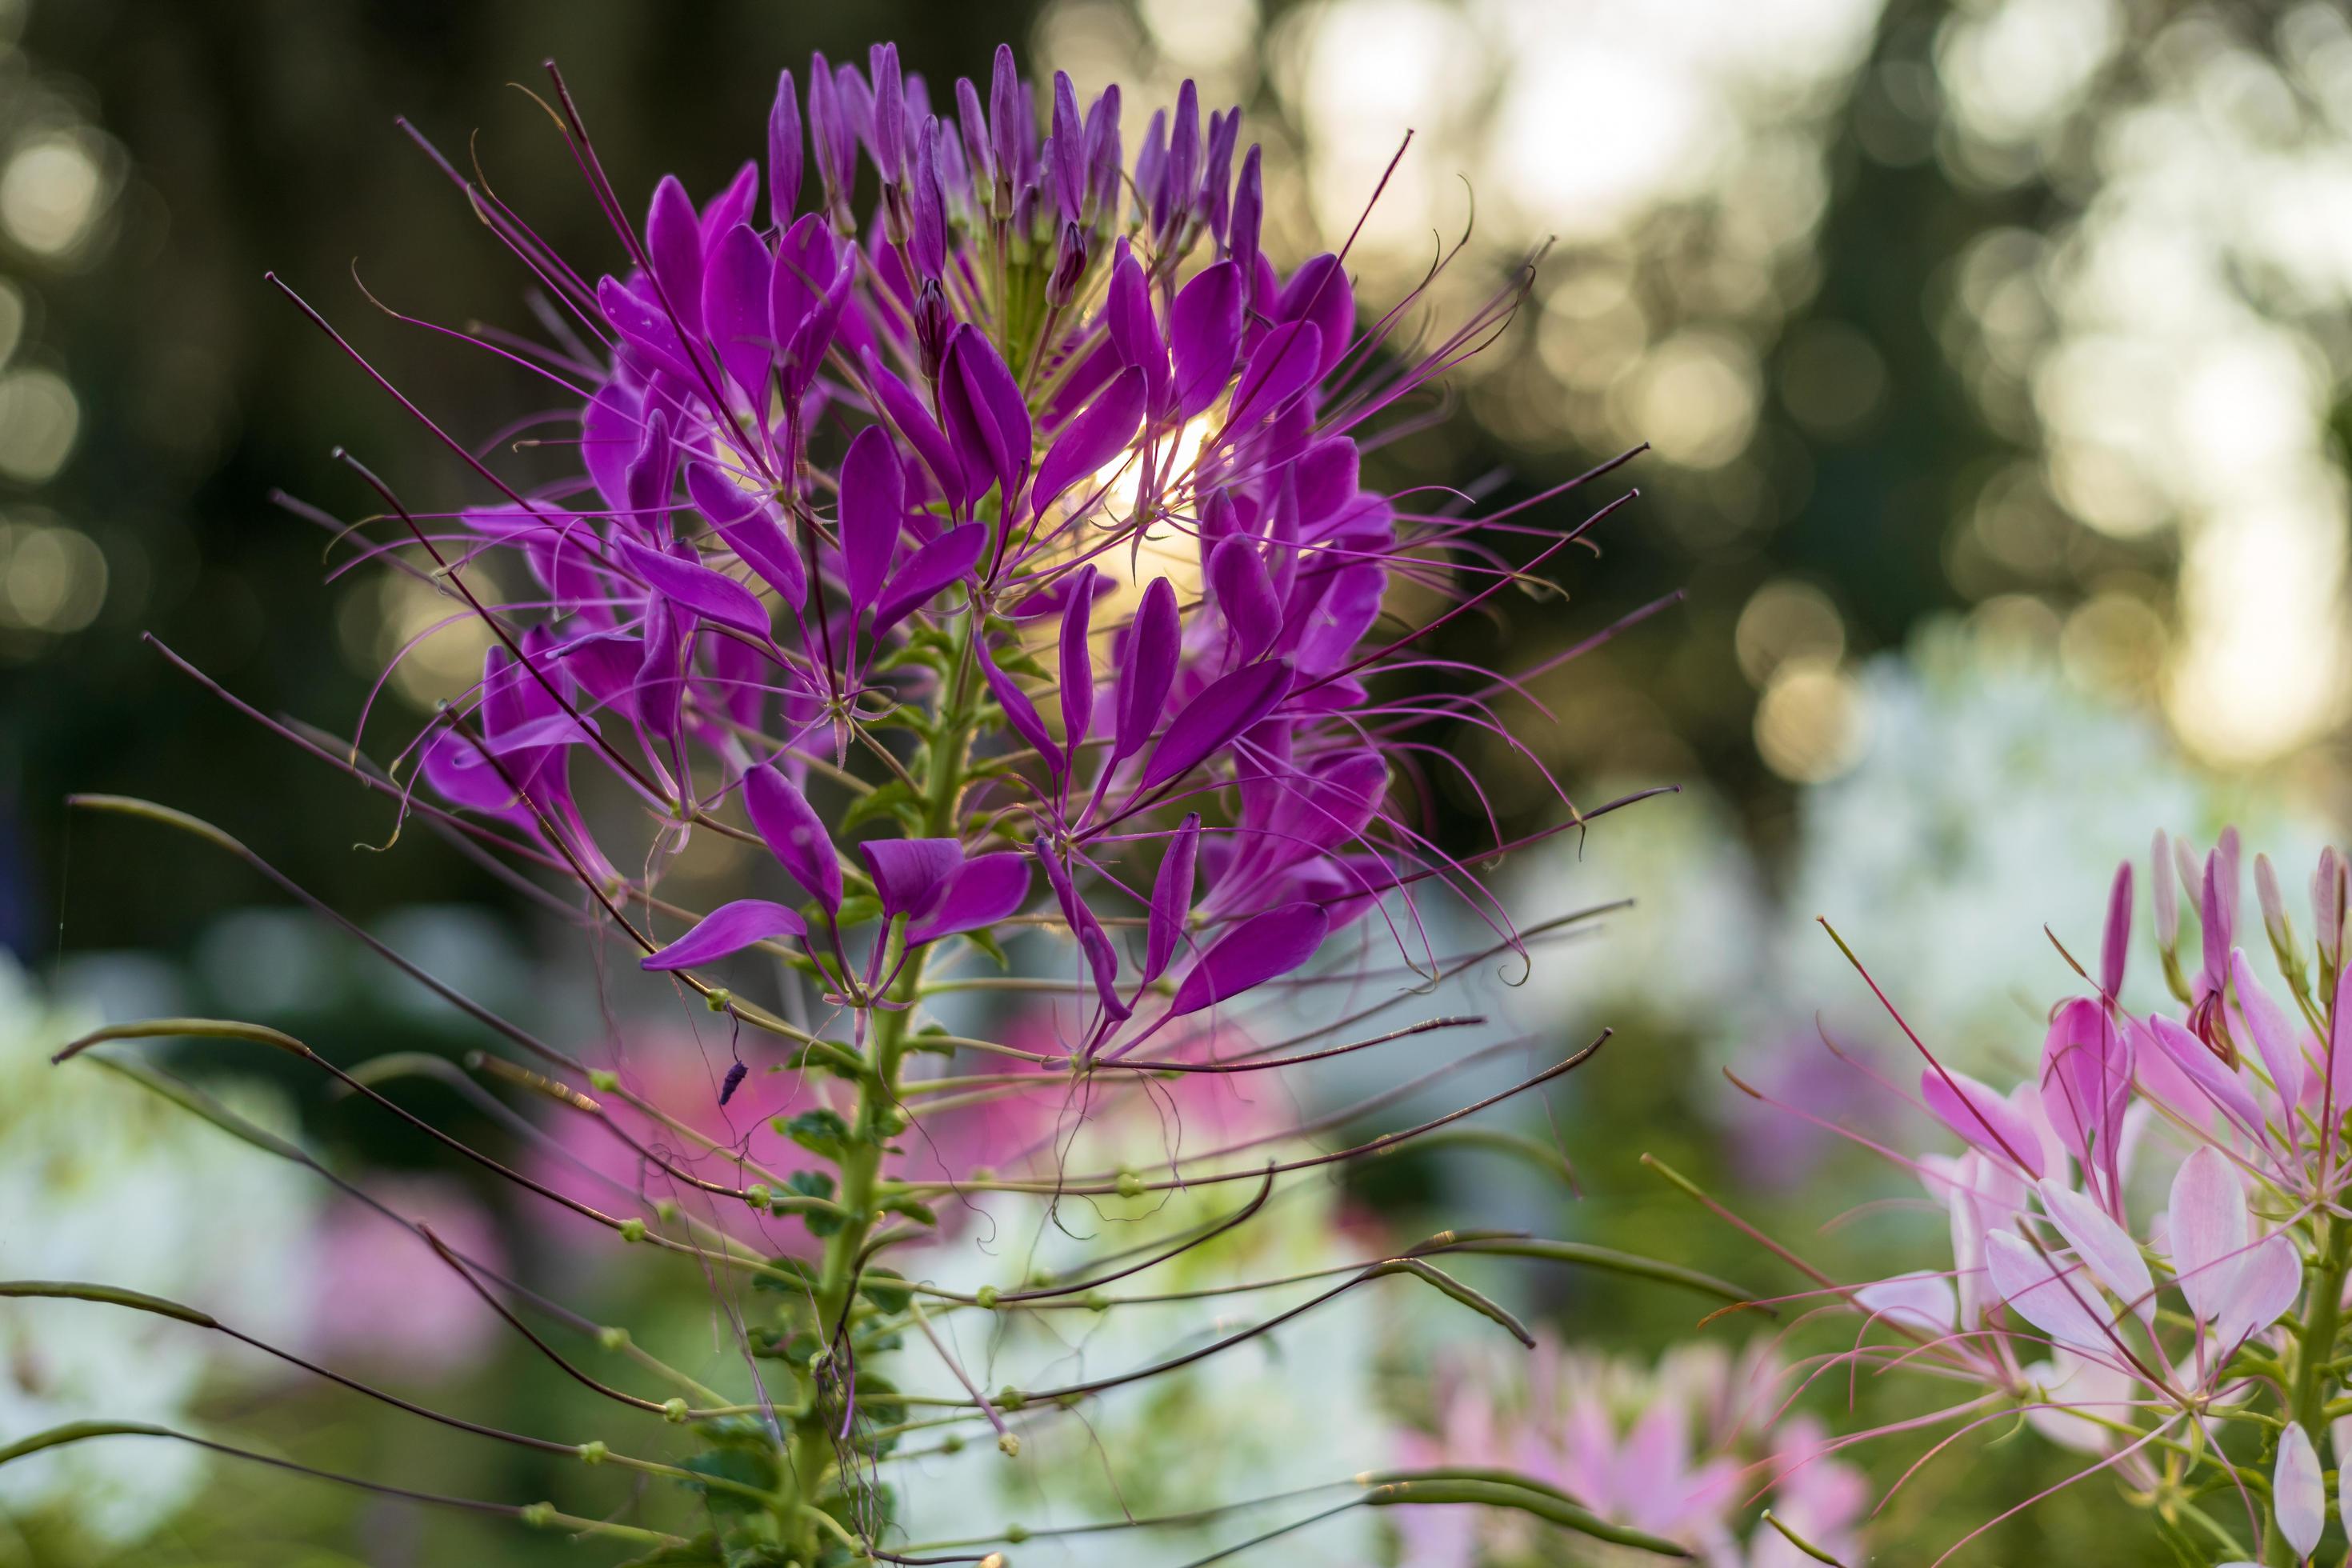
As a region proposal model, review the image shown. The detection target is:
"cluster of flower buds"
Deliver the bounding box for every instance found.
[1746,830,2352,1565]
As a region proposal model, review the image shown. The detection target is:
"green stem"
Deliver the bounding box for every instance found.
[783,613,978,1559]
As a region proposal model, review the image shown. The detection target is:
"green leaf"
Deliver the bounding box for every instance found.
[858,1267,914,1314]
[877,1194,938,1228]
[675,1449,777,1517]
[960,926,1011,970]
[790,1170,842,1237]
[749,1255,817,1295]
[830,894,883,930]
[781,1109,850,1160]
[839,779,920,834]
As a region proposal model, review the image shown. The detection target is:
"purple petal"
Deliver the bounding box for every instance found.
[702,222,774,405]
[1114,576,1182,764]
[2202,851,2234,988]
[977,642,1062,778]
[940,325,1032,510]
[1035,844,1128,1021]
[1229,144,1262,277]
[2100,861,2132,1000]
[910,119,947,280]
[742,763,840,916]
[1170,261,1244,422]
[988,45,1022,198]
[1138,658,1293,793]
[2166,1145,2247,1323]
[1228,321,1322,428]
[2230,946,2306,1113]
[839,424,903,618]
[646,174,705,337]
[1146,813,1202,984]
[619,541,771,638]
[1168,901,1327,1018]
[1058,565,1096,754]
[582,382,642,517]
[2038,1180,2153,1325]
[863,352,962,502]
[1030,368,1146,520]
[872,522,984,636]
[1921,1066,2044,1177]
[1049,72,1085,223]
[769,70,803,224]
[2039,995,2130,1178]
[908,852,1031,946]
[858,838,962,920]
[698,162,758,245]
[1104,246,1170,410]
[1207,535,1281,663]
[623,407,674,539]
[2276,1424,2325,1558]
[1984,1230,2110,1354]
[641,898,805,970]
[1275,254,1354,377]
[866,42,906,182]
[598,274,694,383]
[770,212,838,350]
[687,461,806,609]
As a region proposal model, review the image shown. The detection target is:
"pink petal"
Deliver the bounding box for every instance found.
[2166,1145,2248,1324]
[1921,1067,2044,1177]
[1854,1271,1955,1333]
[2038,1179,2154,1325]
[2231,946,2306,1115]
[1986,1230,2113,1354]
[2276,1422,2324,1558]
[2215,1233,2300,1350]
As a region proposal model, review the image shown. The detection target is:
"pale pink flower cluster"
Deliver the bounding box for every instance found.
[1810,829,2352,1562]
[1395,1339,1866,1566]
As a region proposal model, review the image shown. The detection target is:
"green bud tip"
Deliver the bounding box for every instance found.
[1005,1523,1030,1542]
[746,1182,772,1211]
[597,1326,630,1351]
[976,1285,1000,1309]
[588,1069,618,1092]
[577,1440,608,1466]
[520,1502,555,1528]
[706,986,731,1012]
[998,1432,1022,1458]
[970,1164,997,1182]
[1082,1290,1110,1311]
[618,1218,646,1243]
[1114,1170,1143,1198]
[654,1199,679,1223]
[996,1386,1026,1411]
[662,1397,688,1423]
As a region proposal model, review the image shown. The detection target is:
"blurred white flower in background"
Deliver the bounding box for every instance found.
[0,958,317,1550]
[890,1105,1393,1566]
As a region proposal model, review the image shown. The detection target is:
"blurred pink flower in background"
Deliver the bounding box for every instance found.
[304,1176,505,1377]
[1394,1338,1866,1566]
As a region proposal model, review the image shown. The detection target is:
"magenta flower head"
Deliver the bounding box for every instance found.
[36,38,1687,1568]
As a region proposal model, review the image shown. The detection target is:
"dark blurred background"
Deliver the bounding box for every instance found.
[23,0,2308,960]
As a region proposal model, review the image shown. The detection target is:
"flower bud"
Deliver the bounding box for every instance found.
[2255,851,2296,971]
[1046,222,1089,308]
[2314,846,2344,968]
